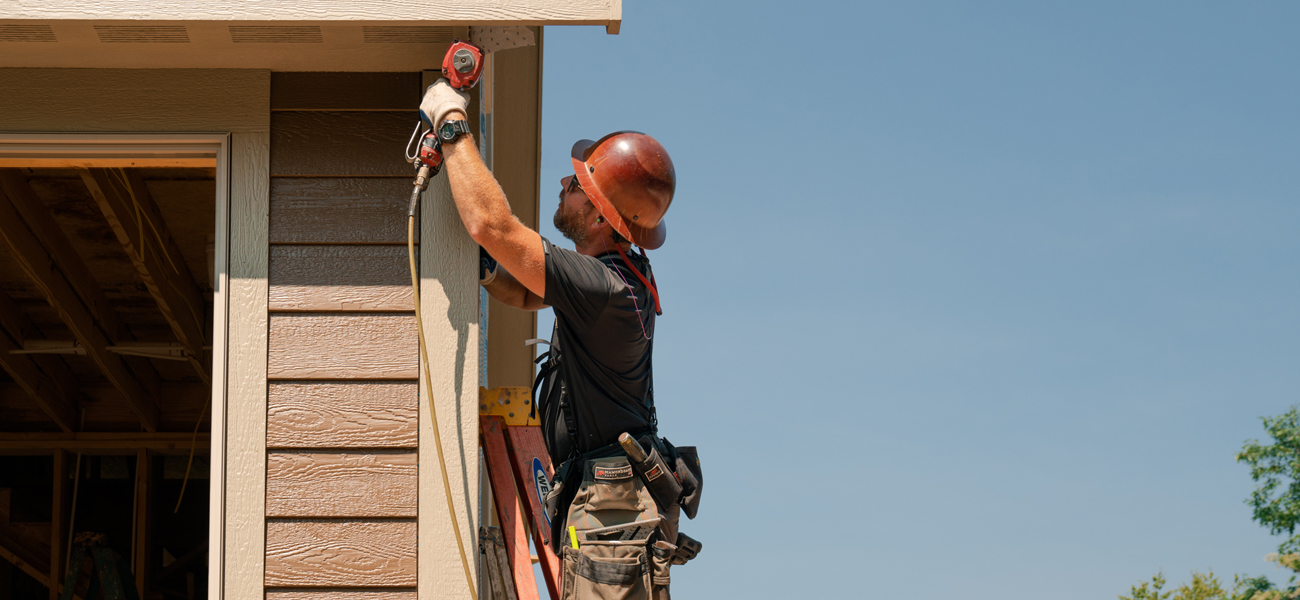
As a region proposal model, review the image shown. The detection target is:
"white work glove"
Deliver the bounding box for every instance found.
[420,78,471,129]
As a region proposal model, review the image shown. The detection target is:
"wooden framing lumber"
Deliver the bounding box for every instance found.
[0,171,128,339]
[80,168,211,384]
[0,173,160,431]
[0,524,50,588]
[50,450,70,600]
[134,449,151,600]
[0,433,208,454]
[0,290,78,431]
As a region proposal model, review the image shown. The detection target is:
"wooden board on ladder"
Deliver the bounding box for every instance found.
[479,387,562,600]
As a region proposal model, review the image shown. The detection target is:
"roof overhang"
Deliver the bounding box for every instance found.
[0,0,619,70]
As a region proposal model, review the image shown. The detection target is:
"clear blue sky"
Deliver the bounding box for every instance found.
[530,2,1300,597]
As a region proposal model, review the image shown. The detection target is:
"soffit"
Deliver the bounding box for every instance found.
[0,22,561,70]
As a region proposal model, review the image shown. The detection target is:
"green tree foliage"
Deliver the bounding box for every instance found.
[1118,407,1300,600]
[1117,567,1283,600]
[1238,407,1300,555]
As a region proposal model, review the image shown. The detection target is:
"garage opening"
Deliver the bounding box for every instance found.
[0,164,217,600]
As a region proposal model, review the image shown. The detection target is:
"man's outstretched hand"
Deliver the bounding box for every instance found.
[419,78,470,128]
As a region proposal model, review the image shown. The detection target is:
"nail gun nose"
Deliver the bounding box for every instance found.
[452,48,477,73]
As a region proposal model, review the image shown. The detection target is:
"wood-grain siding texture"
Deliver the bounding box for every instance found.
[270,113,414,177]
[267,313,417,380]
[269,178,415,244]
[266,74,425,596]
[265,590,416,600]
[264,520,417,587]
[266,451,417,518]
[269,245,413,312]
[267,382,417,449]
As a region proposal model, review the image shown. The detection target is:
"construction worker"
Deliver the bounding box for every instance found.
[422,80,701,598]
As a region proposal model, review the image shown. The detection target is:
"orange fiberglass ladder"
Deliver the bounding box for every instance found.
[479,387,562,600]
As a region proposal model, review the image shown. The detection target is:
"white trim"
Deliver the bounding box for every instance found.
[0,134,226,166]
[210,134,231,600]
[0,3,615,22]
[0,132,231,600]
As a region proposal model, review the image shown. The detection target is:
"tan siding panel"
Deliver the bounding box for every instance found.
[265,520,417,587]
[271,72,420,111]
[269,178,414,244]
[267,314,417,379]
[271,112,413,177]
[265,591,415,600]
[266,452,417,518]
[267,382,417,449]
[269,245,412,311]
[0,68,270,132]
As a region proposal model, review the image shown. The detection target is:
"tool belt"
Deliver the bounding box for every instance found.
[548,447,702,600]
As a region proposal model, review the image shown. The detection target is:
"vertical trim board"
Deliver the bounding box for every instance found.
[417,67,480,600]
[225,131,271,600]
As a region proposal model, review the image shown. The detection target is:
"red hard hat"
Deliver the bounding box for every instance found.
[571,131,675,250]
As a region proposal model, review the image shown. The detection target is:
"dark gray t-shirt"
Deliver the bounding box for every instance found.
[540,237,656,460]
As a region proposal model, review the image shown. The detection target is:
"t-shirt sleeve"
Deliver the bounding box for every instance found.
[542,237,616,328]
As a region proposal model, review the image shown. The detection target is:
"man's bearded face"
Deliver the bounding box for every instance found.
[554,199,591,246]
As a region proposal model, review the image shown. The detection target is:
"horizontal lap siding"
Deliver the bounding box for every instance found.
[264,521,417,587]
[271,112,414,177]
[269,245,413,311]
[269,178,415,244]
[266,73,422,597]
[267,313,417,379]
[265,591,416,600]
[266,451,417,518]
[267,382,417,449]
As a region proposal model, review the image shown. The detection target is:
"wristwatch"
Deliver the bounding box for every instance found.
[438,119,472,143]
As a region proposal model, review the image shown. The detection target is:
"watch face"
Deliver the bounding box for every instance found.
[439,123,455,139]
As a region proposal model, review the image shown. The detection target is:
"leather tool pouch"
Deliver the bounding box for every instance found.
[671,445,703,520]
[561,520,673,600]
[627,446,682,513]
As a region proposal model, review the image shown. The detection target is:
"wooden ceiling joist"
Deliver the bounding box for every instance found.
[81,168,211,384]
[0,172,160,431]
[0,289,79,431]
[0,432,209,453]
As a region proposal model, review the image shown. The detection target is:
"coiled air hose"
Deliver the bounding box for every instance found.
[408,209,479,600]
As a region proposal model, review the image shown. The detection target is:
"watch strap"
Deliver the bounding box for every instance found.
[440,119,471,141]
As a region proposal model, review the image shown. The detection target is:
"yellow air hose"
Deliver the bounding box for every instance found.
[408,213,479,600]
